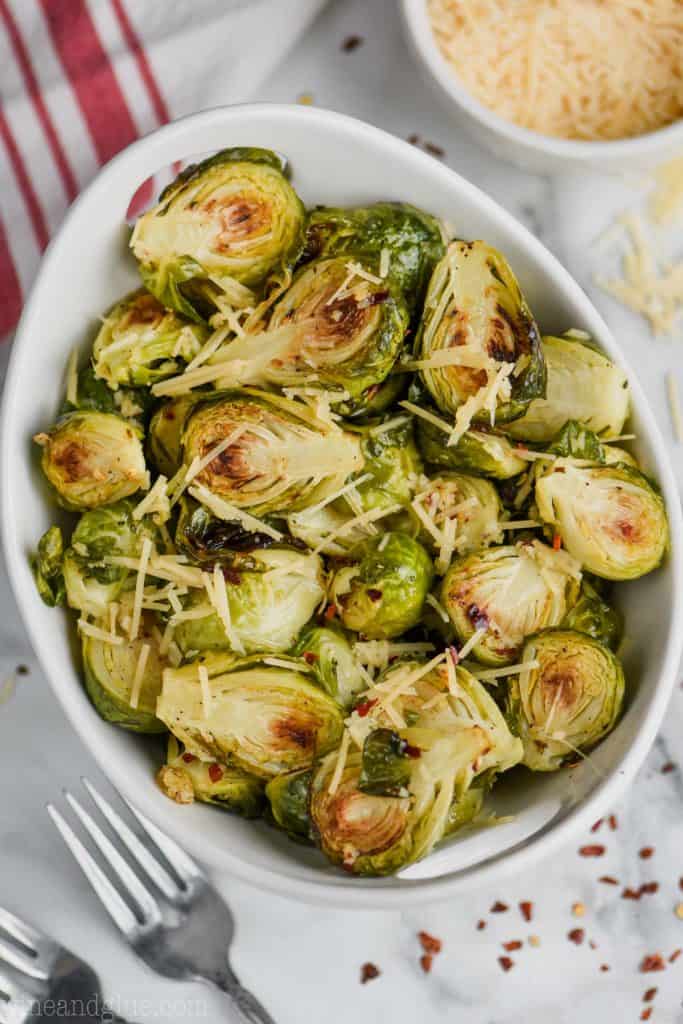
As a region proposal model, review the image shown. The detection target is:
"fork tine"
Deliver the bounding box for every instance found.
[47,803,139,937]
[122,797,203,888]
[81,779,178,900]
[0,909,39,953]
[0,938,47,982]
[63,792,161,927]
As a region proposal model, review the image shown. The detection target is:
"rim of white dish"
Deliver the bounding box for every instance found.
[2,103,682,908]
[401,0,683,162]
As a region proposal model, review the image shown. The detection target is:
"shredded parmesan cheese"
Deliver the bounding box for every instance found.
[78,619,124,645]
[426,593,449,622]
[328,729,351,795]
[400,400,452,436]
[470,659,540,681]
[188,483,283,540]
[457,627,487,662]
[129,537,152,641]
[198,664,212,720]
[65,346,79,406]
[129,643,150,710]
[368,415,410,437]
[133,475,170,523]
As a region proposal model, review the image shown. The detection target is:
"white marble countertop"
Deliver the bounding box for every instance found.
[2,1,683,1021]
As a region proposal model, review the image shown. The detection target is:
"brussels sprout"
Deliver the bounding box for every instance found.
[147,396,197,477]
[602,445,638,468]
[340,371,407,420]
[172,549,325,655]
[34,412,149,510]
[330,533,433,640]
[265,768,313,840]
[302,202,445,312]
[535,460,668,580]
[546,420,605,462]
[506,629,625,771]
[416,242,545,424]
[506,334,629,443]
[31,526,66,607]
[441,540,581,665]
[82,613,167,733]
[413,472,503,561]
[561,580,623,651]
[92,289,208,389]
[444,784,486,837]
[158,737,265,816]
[310,727,489,875]
[62,501,152,618]
[175,498,284,567]
[417,417,528,479]
[291,625,365,708]
[157,653,344,778]
[182,390,363,517]
[259,255,408,401]
[131,148,305,321]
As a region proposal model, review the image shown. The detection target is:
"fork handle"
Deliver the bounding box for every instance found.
[206,973,276,1024]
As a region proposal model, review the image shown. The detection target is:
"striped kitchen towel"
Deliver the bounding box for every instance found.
[0,0,325,343]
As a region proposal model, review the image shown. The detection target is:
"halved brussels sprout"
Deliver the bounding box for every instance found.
[62,501,153,618]
[535,460,668,580]
[265,768,313,840]
[413,472,503,560]
[417,417,528,479]
[92,289,208,389]
[506,630,625,771]
[175,498,284,568]
[82,612,167,733]
[441,540,581,665]
[172,549,325,656]
[157,737,265,816]
[182,390,363,517]
[131,147,305,321]
[330,533,433,640]
[147,396,197,477]
[291,625,365,708]
[302,202,445,312]
[416,241,545,424]
[444,784,487,836]
[561,580,623,651]
[506,334,629,442]
[34,412,149,509]
[156,653,344,778]
[310,726,489,875]
[61,364,152,423]
[258,255,408,401]
[31,526,65,607]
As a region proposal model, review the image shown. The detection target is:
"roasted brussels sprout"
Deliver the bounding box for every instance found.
[182,390,363,517]
[92,289,207,389]
[506,630,625,771]
[62,501,152,618]
[147,396,197,477]
[291,625,365,708]
[82,612,167,733]
[158,737,265,816]
[265,768,313,840]
[172,549,325,656]
[330,533,433,640]
[441,540,581,665]
[416,241,544,425]
[561,580,623,651]
[34,412,149,509]
[417,417,528,479]
[175,497,283,567]
[259,256,408,402]
[31,526,66,607]
[546,419,605,462]
[61,364,147,423]
[156,653,344,778]
[302,202,445,312]
[412,472,503,562]
[506,334,629,442]
[535,460,668,580]
[131,147,305,321]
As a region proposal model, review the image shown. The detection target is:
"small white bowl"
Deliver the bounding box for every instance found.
[401,0,683,175]
[2,104,682,908]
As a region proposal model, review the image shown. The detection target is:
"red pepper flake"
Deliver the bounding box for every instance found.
[208,763,223,782]
[502,940,523,952]
[568,928,585,945]
[599,875,619,885]
[476,919,486,931]
[640,954,666,973]
[639,846,655,859]
[341,34,363,52]
[669,948,682,963]
[447,644,460,666]
[661,761,677,773]
[424,141,445,158]
[491,901,509,913]
[589,940,598,950]
[324,604,336,621]
[643,987,658,1003]
[356,698,378,718]
[600,964,610,972]
[467,604,489,631]
[622,888,641,900]
[418,932,442,955]
[641,1010,653,1022]
[360,962,380,984]
[519,900,533,922]
[607,814,618,830]
[182,752,197,763]
[403,742,422,759]
[591,818,604,833]
[420,954,433,974]
[498,956,514,972]
[579,845,606,857]
[303,651,318,665]
[407,133,421,145]
[680,877,683,891]
[552,533,562,551]
[366,589,383,602]
[640,882,659,895]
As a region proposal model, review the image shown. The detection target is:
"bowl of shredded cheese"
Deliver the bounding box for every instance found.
[402,0,683,172]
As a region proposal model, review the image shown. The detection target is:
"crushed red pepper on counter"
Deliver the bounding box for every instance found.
[360,963,380,984]
[579,845,606,857]
[639,846,655,859]
[591,818,604,833]
[640,882,659,895]
[661,761,677,773]
[669,948,682,963]
[640,954,666,973]
[600,964,610,972]
[608,814,618,830]
[476,920,486,931]
[643,988,658,1003]
[519,900,533,921]
[599,875,619,885]
[491,901,509,913]
[424,141,445,158]
[420,954,433,974]
[502,940,523,952]
[568,928,585,945]
[418,932,442,955]
[640,1010,653,1022]
[341,34,363,52]
[498,956,514,972]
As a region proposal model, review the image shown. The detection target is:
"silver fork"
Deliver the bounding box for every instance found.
[48,779,275,1024]
[0,905,128,1023]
